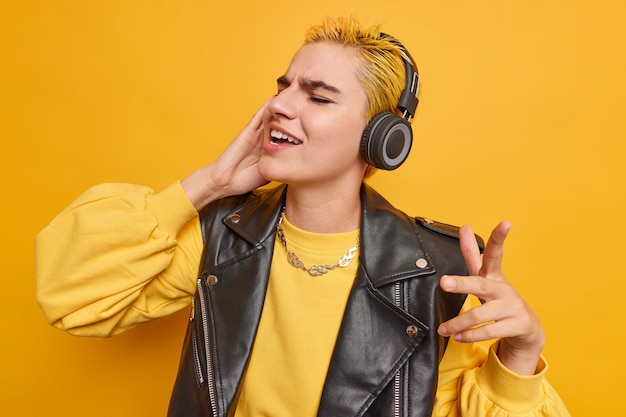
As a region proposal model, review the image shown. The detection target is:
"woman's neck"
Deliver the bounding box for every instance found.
[283,184,362,233]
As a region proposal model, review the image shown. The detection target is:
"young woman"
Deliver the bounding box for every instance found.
[36,15,570,417]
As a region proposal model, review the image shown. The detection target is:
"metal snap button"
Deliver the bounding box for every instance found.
[415,258,428,269]
[229,213,241,223]
[406,325,419,338]
[207,275,218,286]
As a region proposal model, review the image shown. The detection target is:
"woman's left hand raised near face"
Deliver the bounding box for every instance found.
[437,222,546,375]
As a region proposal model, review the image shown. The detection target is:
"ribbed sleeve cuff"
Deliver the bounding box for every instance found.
[476,342,548,412]
[146,181,199,237]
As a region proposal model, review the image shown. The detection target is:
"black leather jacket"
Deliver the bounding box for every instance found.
[168,184,479,417]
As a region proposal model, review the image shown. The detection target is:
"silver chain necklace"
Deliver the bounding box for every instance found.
[276,214,360,277]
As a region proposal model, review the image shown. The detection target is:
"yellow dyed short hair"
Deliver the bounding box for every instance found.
[304,15,413,120]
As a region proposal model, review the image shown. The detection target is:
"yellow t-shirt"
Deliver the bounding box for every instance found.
[234,214,360,417]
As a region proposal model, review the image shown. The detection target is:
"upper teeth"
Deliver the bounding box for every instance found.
[271,129,301,145]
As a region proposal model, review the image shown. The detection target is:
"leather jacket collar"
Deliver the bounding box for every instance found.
[220,183,437,286]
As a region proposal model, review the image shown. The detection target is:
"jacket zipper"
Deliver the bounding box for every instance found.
[197,278,218,417]
[192,332,205,385]
[393,372,401,417]
[393,282,402,417]
[190,298,205,386]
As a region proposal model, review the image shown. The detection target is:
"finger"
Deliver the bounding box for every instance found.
[440,274,505,300]
[247,101,270,133]
[449,318,531,343]
[459,225,482,276]
[481,221,511,276]
[437,299,511,337]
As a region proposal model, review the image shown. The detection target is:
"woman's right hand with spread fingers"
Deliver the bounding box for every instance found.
[182,100,270,211]
[437,222,546,376]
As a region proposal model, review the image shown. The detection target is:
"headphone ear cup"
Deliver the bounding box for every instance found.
[360,111,413,170]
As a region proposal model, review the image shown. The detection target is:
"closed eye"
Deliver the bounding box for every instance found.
[310,96,331,104]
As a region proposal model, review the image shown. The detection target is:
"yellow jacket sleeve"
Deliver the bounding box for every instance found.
[35,182,203,337]
[434,297,571,416]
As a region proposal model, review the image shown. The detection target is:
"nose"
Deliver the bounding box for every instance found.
[267,87,297,120]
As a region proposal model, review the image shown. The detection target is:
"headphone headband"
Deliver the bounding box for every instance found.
[398,59,420,120]
[379,33,420,120]
[359,34,420,171]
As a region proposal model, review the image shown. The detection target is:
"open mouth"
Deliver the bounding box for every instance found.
[271,129,302,145]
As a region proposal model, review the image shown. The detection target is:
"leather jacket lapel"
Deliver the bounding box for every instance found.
[192,186,287,415]
[215,186,286,247]
[359,184,436,285]
[317,266,429,417]
[317,185,438,417]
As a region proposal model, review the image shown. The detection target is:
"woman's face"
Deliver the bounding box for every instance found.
[259,42,369,189]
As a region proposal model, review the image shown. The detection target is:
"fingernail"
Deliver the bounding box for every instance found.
[438,324,449,336]
[454,333,463,342]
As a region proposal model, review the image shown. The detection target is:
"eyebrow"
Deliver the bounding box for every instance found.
[276,75,341,94]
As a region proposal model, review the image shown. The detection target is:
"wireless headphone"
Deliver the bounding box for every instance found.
[359,34,420,170]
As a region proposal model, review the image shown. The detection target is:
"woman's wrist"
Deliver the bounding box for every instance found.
[181,165,225,212]
[496,337,545,375]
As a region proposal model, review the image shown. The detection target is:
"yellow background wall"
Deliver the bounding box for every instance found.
[2,1,624,415]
